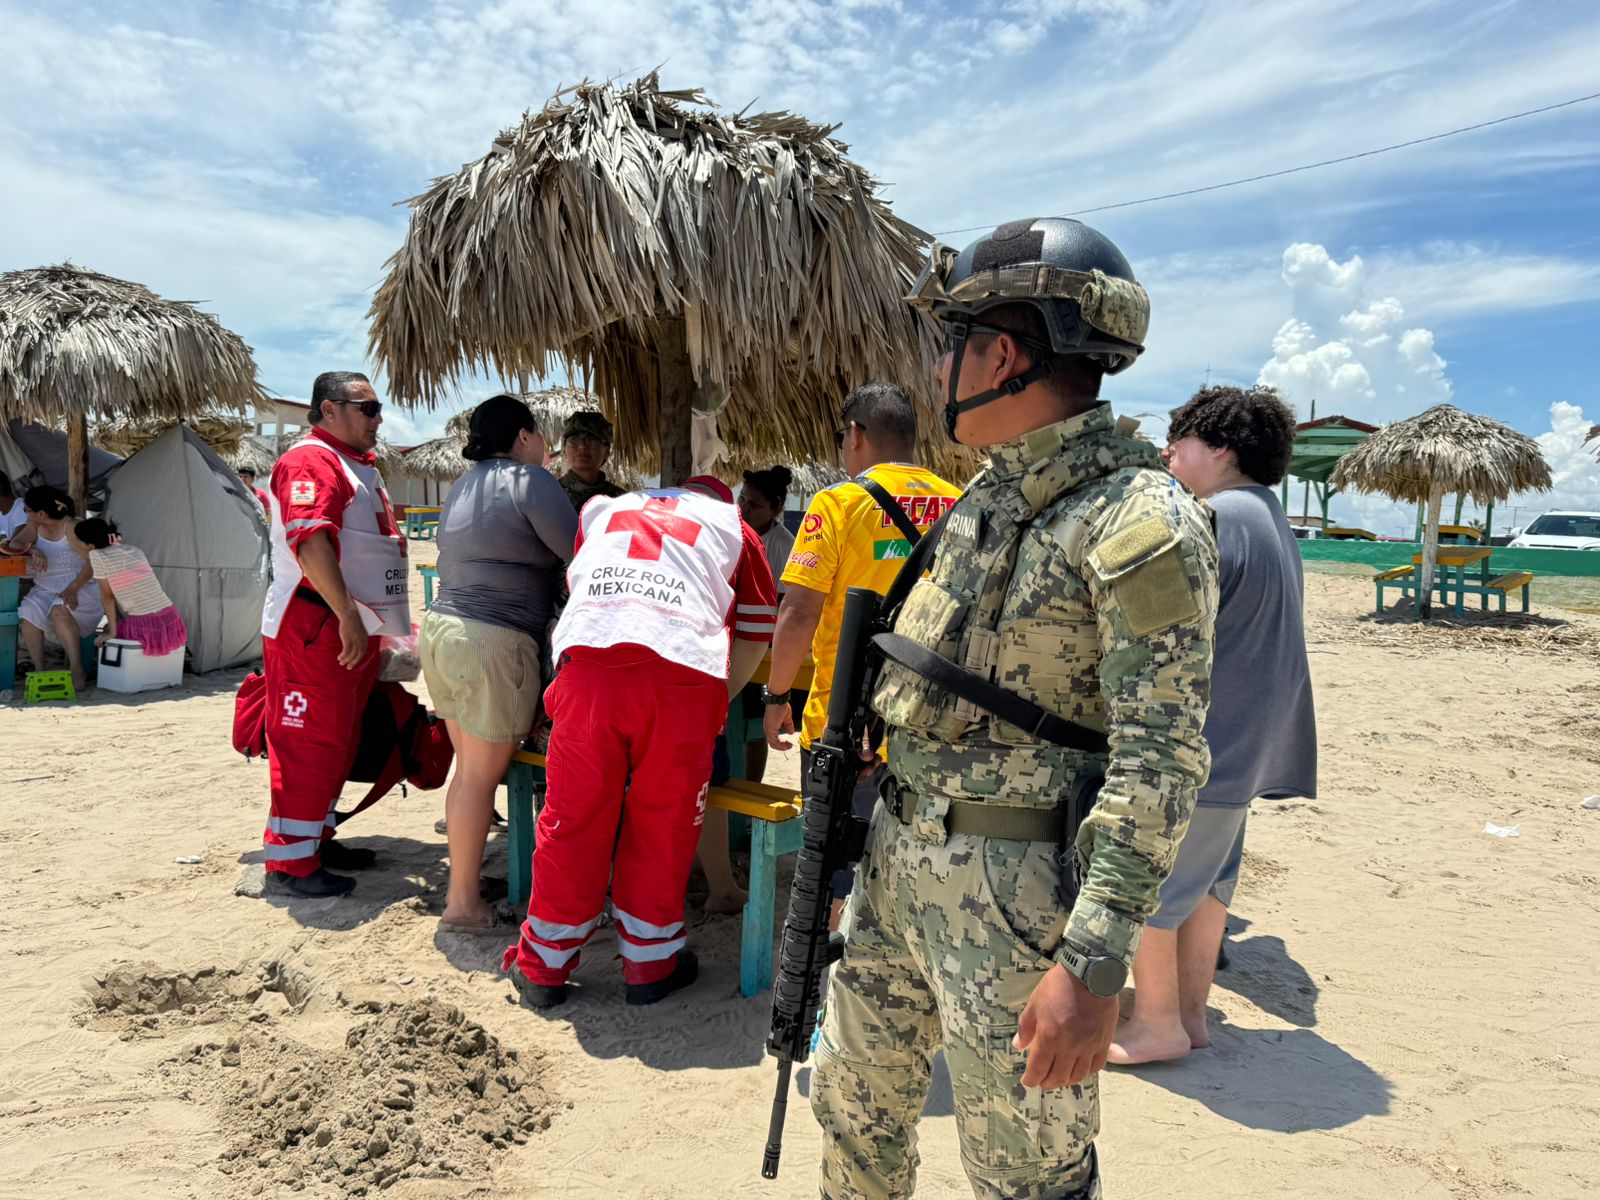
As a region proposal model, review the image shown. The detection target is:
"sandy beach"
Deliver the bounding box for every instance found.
[3,555,1598,1200]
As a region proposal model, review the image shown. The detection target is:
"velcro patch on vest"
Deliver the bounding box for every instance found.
[1089,516,1200,636]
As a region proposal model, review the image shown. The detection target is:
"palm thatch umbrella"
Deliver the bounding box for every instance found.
[229,437,277,478]
[95,413,254,460]
[368,72,959,484]
[0,263,264,510]
[403,434,470,481]
[1588,422,1599,460]
[1332,404,1551,617]
[372,439,409,480]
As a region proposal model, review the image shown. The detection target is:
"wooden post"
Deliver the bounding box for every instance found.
[657,316,694,486]
[1418,483,1445,620]
[67,412,89,516]
[1452,493,1465,527]
[1484,500,1494,543]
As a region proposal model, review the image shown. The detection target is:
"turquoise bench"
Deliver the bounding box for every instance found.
[404,507,441,539]
[417,563,439,610]
[503,749,803,997]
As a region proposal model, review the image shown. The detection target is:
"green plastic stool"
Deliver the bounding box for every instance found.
[25,670,76,703]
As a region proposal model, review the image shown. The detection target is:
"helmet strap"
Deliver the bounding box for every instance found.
[942,321,1054,442]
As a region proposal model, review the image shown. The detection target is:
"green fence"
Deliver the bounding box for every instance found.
[1297,540,1600,578]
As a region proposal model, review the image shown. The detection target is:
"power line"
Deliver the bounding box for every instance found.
[933,89,1600,236]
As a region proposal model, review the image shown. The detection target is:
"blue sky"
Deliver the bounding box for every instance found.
[3,0,1598,530]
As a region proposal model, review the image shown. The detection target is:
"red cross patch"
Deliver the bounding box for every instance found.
[289,481,316,506]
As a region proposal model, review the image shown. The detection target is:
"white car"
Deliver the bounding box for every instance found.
[1508,511,1600,551]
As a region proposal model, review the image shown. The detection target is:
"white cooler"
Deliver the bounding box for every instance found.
[97,638,185,693]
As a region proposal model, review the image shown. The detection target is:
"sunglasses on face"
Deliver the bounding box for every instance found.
[329,398,383,418]
[833,421,865,450]
[941,322,1049,357]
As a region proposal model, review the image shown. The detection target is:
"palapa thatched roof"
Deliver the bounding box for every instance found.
[1331,404,1552,503]
[0,263,265,424]
[373,439,409,480]
[229,437,277,477]
[368,73,964,476]
[1587,422,1599,460]
[403,435,470,481]
[95,414,254,460]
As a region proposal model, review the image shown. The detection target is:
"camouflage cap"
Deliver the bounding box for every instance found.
[562,410,613,444]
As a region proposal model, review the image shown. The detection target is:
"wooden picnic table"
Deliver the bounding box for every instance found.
[1413,546,1489,616]
[403,505,442,538]
[0,556,25,691]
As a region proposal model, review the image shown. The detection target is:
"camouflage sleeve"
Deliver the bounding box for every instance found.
[1061,477,1217,965]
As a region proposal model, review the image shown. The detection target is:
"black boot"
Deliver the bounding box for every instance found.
[266,867,356,898]
[625,950,699,1006]
[509,963,567,1011]
[319,839,377,871]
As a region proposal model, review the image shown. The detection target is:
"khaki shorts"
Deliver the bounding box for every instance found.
[419,611,542,744]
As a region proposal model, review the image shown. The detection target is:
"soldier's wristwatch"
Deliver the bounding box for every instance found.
[1054,940,1128,998]
[760,686,793,706]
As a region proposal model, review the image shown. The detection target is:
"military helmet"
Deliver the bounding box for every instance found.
[908,217,1149,441]
[910,216,1148,372]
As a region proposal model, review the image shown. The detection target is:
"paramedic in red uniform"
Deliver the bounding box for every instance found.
[258,371,410,898]
[505,475,776,1009]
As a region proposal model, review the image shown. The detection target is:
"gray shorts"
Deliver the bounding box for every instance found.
[1147,803,1249,931]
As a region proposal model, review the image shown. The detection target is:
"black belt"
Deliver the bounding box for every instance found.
[884,779,1070,842]
[293,585,331,611]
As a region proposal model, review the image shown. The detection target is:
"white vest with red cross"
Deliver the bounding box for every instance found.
[554,489,744,678]
[261,436,410,639]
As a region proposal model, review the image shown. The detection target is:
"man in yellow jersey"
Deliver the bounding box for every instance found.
[762,382,962,924]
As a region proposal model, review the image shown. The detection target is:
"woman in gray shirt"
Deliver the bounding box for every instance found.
[1110,385,1316,1065]
[420,394,578,933]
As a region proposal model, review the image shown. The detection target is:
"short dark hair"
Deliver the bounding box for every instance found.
[309,371,370,421]
[74,517,119,549]
[972,303,1104,404]
[742,466,793,509]
[1167,385,1298,486]
[238,468,256,481]
[0,473,14,499]
[841,382,917,454]
[23,485,75,519]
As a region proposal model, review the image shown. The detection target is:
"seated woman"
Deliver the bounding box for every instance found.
[68,518,187,658]
[5,487,105,691]
[420,394,578,934]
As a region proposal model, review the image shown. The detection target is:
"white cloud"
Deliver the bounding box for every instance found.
[1257,242,1452,424]
[1510,401,1600,517]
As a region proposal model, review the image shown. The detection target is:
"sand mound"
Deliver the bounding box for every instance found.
[81,951,316,1039]
[175,998,554,1195]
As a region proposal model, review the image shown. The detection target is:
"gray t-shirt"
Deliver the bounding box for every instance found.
[431,459,578,641]
[1198,485,1317,806]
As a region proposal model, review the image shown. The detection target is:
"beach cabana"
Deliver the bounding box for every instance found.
[229,437,276,479]
[1282,415,1378,531]
[1332,405,1551,616]
[0,264,264,513]
[368,73,957,484]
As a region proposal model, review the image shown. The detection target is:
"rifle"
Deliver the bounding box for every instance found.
[761,584,884,1180]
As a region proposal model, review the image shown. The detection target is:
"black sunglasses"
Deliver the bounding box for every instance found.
[329,398,383,418]
[833,421,864,449]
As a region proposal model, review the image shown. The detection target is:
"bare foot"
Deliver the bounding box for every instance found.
[72,671,89,694]
[704,888,747,915]
[441,899,496,926]
[1183,1017,1211,1050]
[1106,1019,1192,1066]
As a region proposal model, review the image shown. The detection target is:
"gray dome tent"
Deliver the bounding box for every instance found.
[103,425,269,672]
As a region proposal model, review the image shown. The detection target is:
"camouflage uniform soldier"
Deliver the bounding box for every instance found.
[557,411,627,511]
[811,218,1218,1199]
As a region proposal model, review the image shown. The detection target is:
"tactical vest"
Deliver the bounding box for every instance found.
[873,415,1163,797]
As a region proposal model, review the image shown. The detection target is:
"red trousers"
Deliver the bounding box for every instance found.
[262,596,380,876]
[511,645,727,986]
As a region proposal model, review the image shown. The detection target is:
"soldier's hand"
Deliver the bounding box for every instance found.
[763,703,796,751]
[1014,964,1119,1089]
